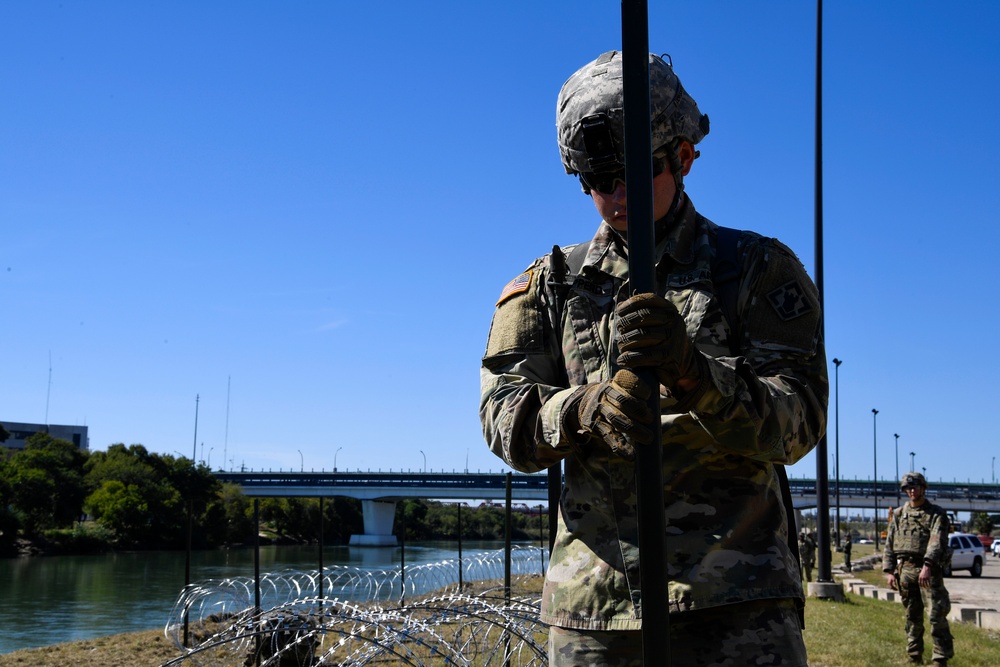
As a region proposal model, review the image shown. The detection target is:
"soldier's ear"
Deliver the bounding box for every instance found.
[677,141,696,176]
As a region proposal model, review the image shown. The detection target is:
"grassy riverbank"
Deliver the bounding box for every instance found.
[0,629,174,667]
[7,600,1000,667]
[4,598,1000,667]
[5,559,1000,667]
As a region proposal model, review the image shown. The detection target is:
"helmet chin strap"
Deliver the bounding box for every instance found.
[664,138,686,196]
[658,141,686,229]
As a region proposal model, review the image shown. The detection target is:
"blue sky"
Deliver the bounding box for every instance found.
[2,1,999,488]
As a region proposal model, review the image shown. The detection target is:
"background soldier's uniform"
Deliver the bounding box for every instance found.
[481,196,827,665]
[799,532,817,582]
[882,499,954,663]
[843,533,852,571]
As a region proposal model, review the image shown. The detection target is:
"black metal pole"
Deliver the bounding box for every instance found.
[873,409,879,549]
[813,0,833,584]
[504,472,513,667]
[504,472,512,599]
[621,1,669,662]
[318,496,325,612]
[834,358,842,546]
[457,502,463,590]
[892,433,902,508]
[183,499,192,647]
[547,464,560,555]
[539,504,545,576]
[253,498,261,667]
[399,510,406,605]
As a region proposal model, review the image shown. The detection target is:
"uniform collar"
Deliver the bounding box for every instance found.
[582,193,699,280]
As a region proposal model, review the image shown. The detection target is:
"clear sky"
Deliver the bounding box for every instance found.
[2,2,998,487]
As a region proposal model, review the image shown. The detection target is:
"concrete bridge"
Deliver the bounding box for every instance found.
[216,471,1000,545]
[217,470,549,545]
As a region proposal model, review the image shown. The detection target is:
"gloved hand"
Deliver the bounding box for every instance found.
[562,369,655,461]
[615,293,702,391]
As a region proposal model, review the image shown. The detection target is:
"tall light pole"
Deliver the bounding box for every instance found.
[334,446,342,472]
[894,434,900,506]
[298,449,304,473]
[208,447,214,469]
[833,358,842,544]
[419,450,426,473]
[910,451,915,471]
[872,409,879,549]
[192,394,200,462]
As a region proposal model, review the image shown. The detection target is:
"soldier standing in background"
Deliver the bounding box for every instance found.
[799,530,817,582]
[883,472,954,666]
[842,530,852,571]
[480,50,827,666]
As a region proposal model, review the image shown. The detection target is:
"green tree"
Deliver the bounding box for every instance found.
[396,499,430,540]
[84,480,154,540]
[6,433,87,535]
[206,482,255,545]
[322,496,363,544]
[0,455,20,553]
[83,444,218,547]
[972,512,995,535]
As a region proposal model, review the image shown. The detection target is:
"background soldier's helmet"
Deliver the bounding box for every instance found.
[556,50,710,176]
[901,472,927,489]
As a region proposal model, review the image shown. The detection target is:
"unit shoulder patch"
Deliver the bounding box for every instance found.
[496,270,533,306]
[767,280,812,321]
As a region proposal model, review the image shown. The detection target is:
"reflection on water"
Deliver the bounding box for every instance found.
[0,541,510,654]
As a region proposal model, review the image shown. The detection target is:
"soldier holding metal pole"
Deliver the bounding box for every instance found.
[480,50,827,666]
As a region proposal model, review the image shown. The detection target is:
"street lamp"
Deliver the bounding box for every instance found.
[334,446,342,472]
[420,450,426,473]
[192,394,200,462]
[894,434,900,506]
[208,447,214,469]
[872,408,879,549]
[910,451,915,471]
[832,358,842,544]
[298,449,304,473]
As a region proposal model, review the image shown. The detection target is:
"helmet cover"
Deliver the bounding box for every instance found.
[900,472,927,489]
[556,51,710,175]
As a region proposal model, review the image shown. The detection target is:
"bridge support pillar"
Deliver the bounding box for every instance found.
[349,499,398,546]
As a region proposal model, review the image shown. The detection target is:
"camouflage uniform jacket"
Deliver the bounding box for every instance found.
[882,500,950,571]
[479,196,828,631]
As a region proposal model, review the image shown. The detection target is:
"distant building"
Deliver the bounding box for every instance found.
[0,421,89,451]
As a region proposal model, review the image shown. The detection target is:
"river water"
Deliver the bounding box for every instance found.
[0,540,515,655]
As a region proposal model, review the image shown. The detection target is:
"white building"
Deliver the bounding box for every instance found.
[0,421,89,451]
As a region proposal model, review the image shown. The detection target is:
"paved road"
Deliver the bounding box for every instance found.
[944,549,1000,610]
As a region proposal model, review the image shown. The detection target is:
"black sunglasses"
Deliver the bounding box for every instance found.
[579,156,670,195]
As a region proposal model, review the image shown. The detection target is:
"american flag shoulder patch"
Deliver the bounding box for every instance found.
[496,270,533,306]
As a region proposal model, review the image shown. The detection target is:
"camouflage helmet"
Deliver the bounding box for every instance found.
[901,472,927,489]
[556,51,710,176]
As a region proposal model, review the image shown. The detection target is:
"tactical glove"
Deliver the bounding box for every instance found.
[563,369,655,461]
[615,293,702,391]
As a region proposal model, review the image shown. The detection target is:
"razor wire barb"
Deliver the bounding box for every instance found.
[162,546,548,666]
